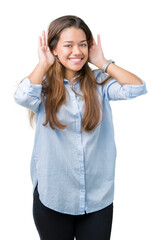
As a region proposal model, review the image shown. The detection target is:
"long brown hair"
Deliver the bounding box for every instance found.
[28,15,111,132]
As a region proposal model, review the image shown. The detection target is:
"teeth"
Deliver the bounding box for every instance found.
[70,59,82,61]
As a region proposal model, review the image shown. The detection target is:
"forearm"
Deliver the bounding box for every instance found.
[97,58,143,85]
[106,62,143,85]
[28,62,49,85]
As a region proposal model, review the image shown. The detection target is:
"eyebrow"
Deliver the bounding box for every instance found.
[63,40,87,43]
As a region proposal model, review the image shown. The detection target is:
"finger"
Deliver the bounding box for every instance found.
[46,29,49,46]
[91,35,97,45]
[42,30,46,46]
[97,34,101,46]
[46,29,49,47]
[38,36,42,48]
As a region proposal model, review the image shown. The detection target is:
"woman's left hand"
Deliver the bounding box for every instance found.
[88,34,107,69]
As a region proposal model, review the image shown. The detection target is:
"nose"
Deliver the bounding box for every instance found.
[72,45,81,55]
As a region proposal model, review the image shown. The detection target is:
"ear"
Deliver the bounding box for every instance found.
[53,49,58,56]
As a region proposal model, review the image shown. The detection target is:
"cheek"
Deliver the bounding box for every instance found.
[57,47,69,57]
[84,49,89,58]
[85,47,89,54]
[62,50,72,60]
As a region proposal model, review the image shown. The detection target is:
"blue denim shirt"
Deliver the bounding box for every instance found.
[13,69,147,215]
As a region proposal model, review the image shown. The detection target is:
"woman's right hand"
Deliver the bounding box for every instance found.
[38,29,55,70]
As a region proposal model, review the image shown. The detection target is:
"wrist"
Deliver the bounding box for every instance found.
[102,59,115,73]
[37,62,50,73]
[96,58,107,69]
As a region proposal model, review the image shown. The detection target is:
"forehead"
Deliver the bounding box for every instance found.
[59,27,86,41]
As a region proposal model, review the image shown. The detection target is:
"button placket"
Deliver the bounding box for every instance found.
[68,80,86,213]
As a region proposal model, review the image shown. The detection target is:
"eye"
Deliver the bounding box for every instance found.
[64,45,72,47]
[80,44,87,47]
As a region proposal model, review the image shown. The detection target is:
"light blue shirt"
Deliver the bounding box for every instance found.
[13,69,147,215]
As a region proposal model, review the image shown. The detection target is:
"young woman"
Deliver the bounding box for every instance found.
[13,15,147,240]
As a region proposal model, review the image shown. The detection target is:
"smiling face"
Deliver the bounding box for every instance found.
[53,27,88,81]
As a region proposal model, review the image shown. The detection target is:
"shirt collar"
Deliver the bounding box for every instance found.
[63,74,80,85]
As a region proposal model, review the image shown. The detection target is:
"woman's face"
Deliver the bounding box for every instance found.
[53,27,88,81]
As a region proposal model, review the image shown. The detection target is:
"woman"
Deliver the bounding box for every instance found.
[13,15,147,240]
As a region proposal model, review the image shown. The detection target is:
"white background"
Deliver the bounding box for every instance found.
[0,0,161,239]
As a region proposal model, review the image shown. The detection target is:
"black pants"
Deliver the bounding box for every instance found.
[33,184,113,240]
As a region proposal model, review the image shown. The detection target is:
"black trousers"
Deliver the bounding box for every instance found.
[33,184,113,240]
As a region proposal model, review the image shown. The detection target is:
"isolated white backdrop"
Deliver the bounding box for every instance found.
[0,0,161,239]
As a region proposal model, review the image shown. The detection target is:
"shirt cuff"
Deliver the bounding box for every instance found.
[122,79,148,98]
[18,77,42,98]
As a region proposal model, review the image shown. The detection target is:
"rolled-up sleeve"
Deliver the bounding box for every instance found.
[13,77,42,113]
[94,68,148,101]
[104,78,147,101]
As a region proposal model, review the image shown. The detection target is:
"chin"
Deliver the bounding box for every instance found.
[67,65,84,72]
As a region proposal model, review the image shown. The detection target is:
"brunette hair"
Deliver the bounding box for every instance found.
[28,15,111,132]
